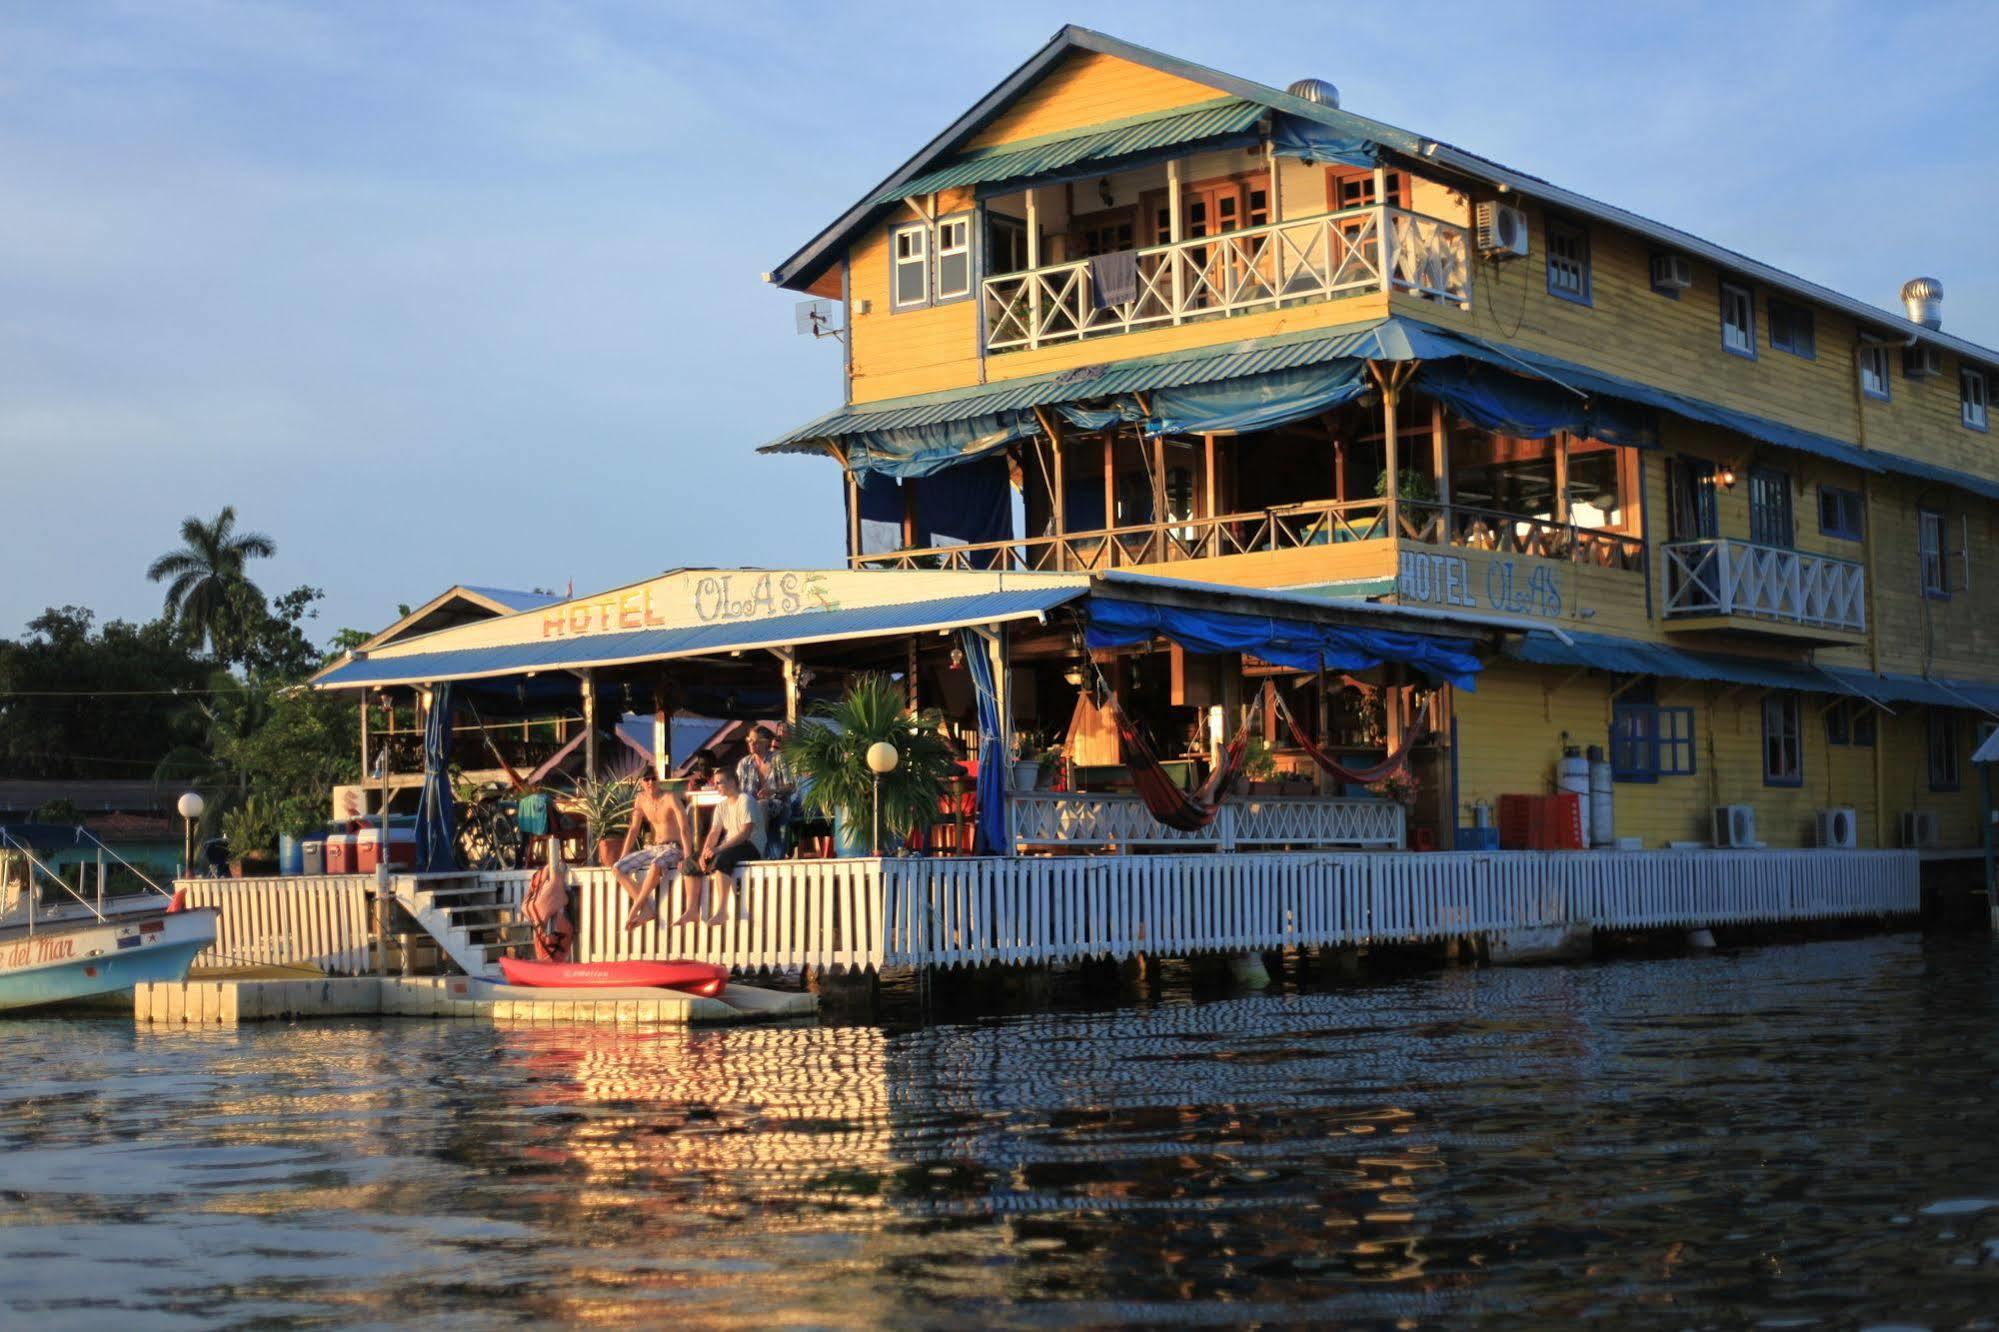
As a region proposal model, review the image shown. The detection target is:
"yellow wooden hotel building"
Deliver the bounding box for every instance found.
[761,25,1999,860]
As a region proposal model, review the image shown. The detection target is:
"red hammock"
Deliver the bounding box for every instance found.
[1271,689,1429,785]
[1104,694,1260,833]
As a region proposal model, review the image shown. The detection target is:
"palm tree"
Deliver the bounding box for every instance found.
[146,506,276,658]
[787,674,953,848]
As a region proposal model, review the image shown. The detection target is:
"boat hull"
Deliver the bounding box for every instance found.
[498,957,728,994]
[0,908,219,1013]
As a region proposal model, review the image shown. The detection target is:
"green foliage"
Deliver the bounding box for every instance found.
[32,798,81,825]
[220,795,280,857]
[146,505,277,662]
[573,776,636,842]
[0,607,210,780]
[787,674,951,843]
[1242,735,1279,782]
[1373,468,1437,502]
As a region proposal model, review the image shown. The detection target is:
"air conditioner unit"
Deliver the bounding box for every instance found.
[1900,810,1940,849]
[1711,804,1759,848]
[1474,202,1529,258]
[1904,344,1943,379]
[1650,253,1693,290]
[1815,807,1858,850]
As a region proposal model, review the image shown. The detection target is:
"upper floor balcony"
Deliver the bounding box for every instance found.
[1660,539,1867,640]
[980,204,1470,355]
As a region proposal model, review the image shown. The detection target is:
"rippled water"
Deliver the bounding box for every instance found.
[4,934,1998,1327]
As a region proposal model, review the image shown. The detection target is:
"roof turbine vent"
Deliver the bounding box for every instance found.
[1287,77,1340,109]
[1901,276,1943,330]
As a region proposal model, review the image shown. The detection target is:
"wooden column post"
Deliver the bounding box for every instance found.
[1166,158,1185,324]
[1150,431,1167,563]
[1036,406,1068,571]
[1432,399,1451,541]
[1102,432,1117,565]
[652,678,673,780]
[581,670,598,783]
[906,637,920,710]
[1025,186,1041,349]
[1554,433,1571,524]
[1379,365,1401,521]
[1315,663,1334,796]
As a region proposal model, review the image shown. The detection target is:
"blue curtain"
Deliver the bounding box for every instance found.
[960,628,1008,855]
[856,471,903,555]
[1055,361,1369,439]
[1269,113,1378,167]
[415,683,456,872]
[1085,599,1482,690]
[917,454,1012,560]
[844,411,1039,479]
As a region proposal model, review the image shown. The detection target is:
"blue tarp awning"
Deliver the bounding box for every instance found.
[1086,597,1482,689]
[317,588,1088,690]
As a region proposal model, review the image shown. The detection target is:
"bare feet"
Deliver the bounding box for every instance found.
[668,883,707,928]
[624,890,655,931]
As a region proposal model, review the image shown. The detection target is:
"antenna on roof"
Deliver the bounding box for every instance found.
[795,298,844,343]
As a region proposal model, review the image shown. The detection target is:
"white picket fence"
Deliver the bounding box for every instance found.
[178,849,1920,978]
[177,874,374,975]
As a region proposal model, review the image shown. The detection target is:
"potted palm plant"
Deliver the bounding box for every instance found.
[221,796,280,876]
[572,776,636,867]
[787,674,952,855]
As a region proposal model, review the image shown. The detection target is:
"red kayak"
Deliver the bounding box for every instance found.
[498,957,729,997]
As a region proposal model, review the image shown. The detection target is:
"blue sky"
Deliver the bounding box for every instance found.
[1,0,1995,642]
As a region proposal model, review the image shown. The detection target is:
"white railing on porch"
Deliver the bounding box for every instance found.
[980,205,1470,353]
[1662,538,1866,633]
[179,874,374,975]
[1010,791,1405,850]
[178,849,1919,979]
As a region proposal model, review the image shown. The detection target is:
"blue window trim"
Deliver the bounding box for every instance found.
[931,210,977,309]
[1545,216,1592,307]
[1859,344,1892,402]
[1721,280,1757,360]
[1928,710,1961,792]
[1611,703,1696,782]
[1962,365,1991,433]
[889,219,931,313]
[1818,485,1863,542]
[1761,693,1803,788]
[1767,297,1816,360]
[1917,505,1951,600]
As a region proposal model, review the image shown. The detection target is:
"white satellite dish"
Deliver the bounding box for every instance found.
[794,298,842,341]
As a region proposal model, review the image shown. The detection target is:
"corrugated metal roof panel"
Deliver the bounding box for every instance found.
[873,99,1265,202]
[459,585,562,612]
[316,588,1087,689]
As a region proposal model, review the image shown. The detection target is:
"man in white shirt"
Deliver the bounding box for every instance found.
[674,766,764,926]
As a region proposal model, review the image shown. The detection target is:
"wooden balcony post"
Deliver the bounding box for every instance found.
[1167,158,1185,324]
[581,669,597,783]
[1102,432,1117,567]
[1025,186,1041,348]
[1151,432,1167,563]
[1035,406,1068,571]
[1376,364,1401,516]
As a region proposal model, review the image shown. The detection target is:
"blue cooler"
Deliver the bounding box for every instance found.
[278,835,304,876]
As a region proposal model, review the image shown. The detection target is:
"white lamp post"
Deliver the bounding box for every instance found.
[176,791,205,877]
[866,741,900,857]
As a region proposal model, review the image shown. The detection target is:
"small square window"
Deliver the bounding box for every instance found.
[1611,703,1696,781]
[1859,344,1892,400]
[1963,366,1990,431]
[1546,218,1591,306]
[1762,693,1802,787]
[1817,485,1863,541]
[891,222,929,310]
[1768,298,1815,358]
[1721,282,1756,358]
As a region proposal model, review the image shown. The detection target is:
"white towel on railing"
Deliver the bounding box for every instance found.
[1089,250,1139,309]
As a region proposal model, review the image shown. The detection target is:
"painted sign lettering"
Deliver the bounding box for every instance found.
[541,586,670,640]
[1397,551,1566,619]
[0,935,77,971]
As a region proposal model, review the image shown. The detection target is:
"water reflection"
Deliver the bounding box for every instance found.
[2,934,1996,1325]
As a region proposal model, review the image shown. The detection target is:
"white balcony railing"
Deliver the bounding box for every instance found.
[980,205,1470,353]
[1661,539,1866,633]
[1009,791,1405,851]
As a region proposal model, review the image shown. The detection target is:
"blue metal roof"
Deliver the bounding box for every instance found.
[870,98,1265,202]
[1822,668,1999,714]
[316,587,1087,689]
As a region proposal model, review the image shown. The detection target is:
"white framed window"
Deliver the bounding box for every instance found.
[1918,506,1948,598]
[1962,365,1989,431]
[1720,281,1755,357]
[934,215,972,302]
[1545,218,1591,305]
[892,222,929,310]
[1859,344,1891,400]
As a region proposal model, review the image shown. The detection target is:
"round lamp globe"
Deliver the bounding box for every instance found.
[865,741,901,775]
[176,791,205,821]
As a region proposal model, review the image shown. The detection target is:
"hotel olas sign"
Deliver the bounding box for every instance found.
[1397,548,1565,619]
[537,571,840,640]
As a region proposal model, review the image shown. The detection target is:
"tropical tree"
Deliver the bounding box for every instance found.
[145,506,276,660]
[787,674,952,845]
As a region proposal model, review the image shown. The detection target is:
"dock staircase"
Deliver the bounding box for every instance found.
[391,874,533,980]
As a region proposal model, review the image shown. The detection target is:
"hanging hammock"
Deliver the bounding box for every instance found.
[1270,687,1430,785]
[1099,680,1261,833]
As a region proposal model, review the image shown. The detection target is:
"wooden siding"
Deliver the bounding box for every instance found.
[1454,660,1982,850]
[966,51,1225,149]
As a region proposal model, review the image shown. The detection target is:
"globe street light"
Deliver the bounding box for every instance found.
[176,791,205,877]
[866,741,900,856]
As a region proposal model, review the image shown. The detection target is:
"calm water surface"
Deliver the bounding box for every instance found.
[4,934,1999,1328]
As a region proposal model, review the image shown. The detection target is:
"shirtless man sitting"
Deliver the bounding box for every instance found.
[611,770,688,929]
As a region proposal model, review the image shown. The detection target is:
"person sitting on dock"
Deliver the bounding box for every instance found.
[675,766,763,927]
[611,770,687,930]
[735,723,793,858]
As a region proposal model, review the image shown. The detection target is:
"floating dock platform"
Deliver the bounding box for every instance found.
[133,974,817,1027]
